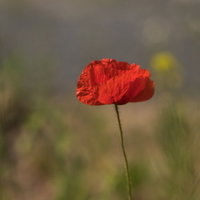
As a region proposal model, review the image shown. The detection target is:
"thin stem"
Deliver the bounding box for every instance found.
[114,104,132,200]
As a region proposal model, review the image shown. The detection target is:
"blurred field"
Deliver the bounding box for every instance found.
[1,0,200,199]
[0,56,200,200]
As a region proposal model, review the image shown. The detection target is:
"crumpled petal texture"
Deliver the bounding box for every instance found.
[76,58,155,105]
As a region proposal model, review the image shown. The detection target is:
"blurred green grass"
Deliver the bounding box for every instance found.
[0,52,200,200]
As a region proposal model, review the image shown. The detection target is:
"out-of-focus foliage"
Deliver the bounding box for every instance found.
[0,51,200,200]
[156,102,198,200]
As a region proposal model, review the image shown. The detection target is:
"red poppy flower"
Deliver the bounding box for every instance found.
[76,58,155,105]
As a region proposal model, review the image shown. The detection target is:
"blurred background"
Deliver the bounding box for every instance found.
[0,0,200,199]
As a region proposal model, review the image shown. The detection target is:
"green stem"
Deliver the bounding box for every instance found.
[114,104,132,200]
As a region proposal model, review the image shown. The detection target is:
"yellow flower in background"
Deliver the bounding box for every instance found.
[150,52,182,90]
[151,52,178,72]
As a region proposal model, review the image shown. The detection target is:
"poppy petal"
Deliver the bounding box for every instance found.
[90,60,133,84]
[76,85,103,105]
[130,78,155,102]
[116,76,146,105]
[97,72,145,105]
[76,58,155,105]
